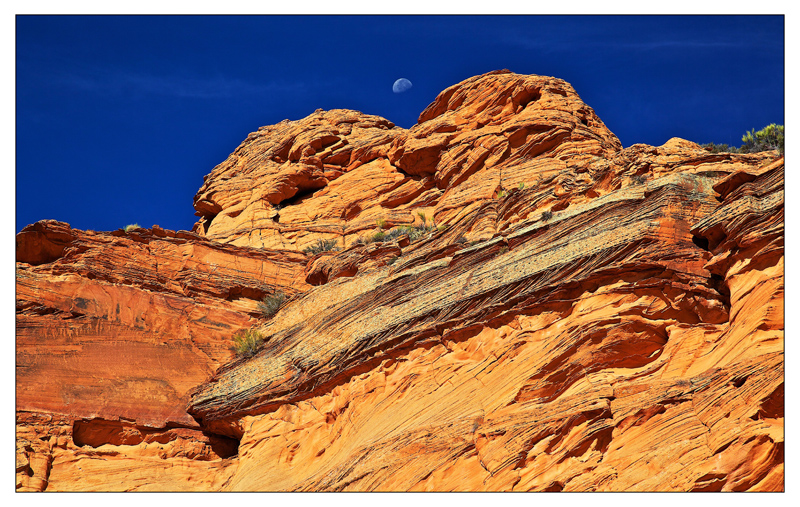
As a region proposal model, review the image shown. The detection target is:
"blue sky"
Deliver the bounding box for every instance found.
[15,15,784,233]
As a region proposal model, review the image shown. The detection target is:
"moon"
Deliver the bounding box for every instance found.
[392,78,413,94]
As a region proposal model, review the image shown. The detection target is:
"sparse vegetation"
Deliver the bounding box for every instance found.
[123,223,140,232]
[359,222,437,245]
[519,182,525,190]
[455,235,468,244]
[386,256,398,266]
[542,210,553,221]
[497,189,506,199]
[232,328,265,358]
[257,291,285,318]
[416,211,428,224]
[631,174,647,185]
[741,124,784,155]
[499,246,509,255]
[376,219,388,229]
[303,238,340,255]
[701,142,738,154]
[702,124,784,156]
[382,227,408,242]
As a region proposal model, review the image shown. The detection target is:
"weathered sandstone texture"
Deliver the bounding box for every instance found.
[17,70,783,491]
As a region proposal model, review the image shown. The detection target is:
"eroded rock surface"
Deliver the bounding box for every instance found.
[16,71,783,491]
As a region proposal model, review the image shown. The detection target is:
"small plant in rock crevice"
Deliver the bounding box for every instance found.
[303,238,340,255]
[123,223,141,232]
[258,291,285,318]
[542,210,553,221]
[232,328,265,358]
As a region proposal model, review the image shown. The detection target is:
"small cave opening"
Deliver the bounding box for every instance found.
[516,89,542,111]
[691,235,710,251]
[204,432,240,459]
[280,186,320,208]
[72,418,242,460]
[201,213,218,235]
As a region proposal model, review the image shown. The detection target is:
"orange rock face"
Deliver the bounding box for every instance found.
[16,71,783,491]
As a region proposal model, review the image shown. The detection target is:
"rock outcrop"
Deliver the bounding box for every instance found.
[16,70,783,491]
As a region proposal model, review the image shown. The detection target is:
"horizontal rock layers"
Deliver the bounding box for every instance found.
[16,71,783,491]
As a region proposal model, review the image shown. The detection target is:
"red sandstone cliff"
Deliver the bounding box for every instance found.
[16,70,783,491]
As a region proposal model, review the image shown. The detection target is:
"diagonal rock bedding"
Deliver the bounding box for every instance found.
[16,70,782,491]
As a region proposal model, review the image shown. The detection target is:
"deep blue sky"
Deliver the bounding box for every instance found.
[16,15,784,233]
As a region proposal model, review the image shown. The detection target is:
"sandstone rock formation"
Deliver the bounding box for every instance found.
[16,70,783,491]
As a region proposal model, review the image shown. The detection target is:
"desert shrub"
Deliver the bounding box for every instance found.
[631,174,647,185]
[740,124,784,155]
[258,291,285,318]
[519,182,525,190]
[702,124,784,156]
[382,227,407,242]
[416,211,428,223]
[376,219,388,229]
[701,142,738,154]
[542,210,553,221]
[497,189,506,199]
[303,238,340,255]
[499,246,509,255]
[455,235,467,244]
[123,223,140,232]
[386,256,398,266]
[363,222,437,245]
[232,328,264,358]
[407,223,436,242]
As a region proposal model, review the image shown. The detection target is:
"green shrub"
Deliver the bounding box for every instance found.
[406,223,435,242]
[123,223,141,232]
[376,219,388,229]
[518,182,525,190]
[382,227,408,242]
[499,246,509,255]
[257,291,285,318]
[741,124,784,155]
[416,211,428,223]
[303,238,340,255]
[701,142,738,154]
[232,328,264,358]
[372,230,386,242]
[702,124,784,156]
[497,189,506,199]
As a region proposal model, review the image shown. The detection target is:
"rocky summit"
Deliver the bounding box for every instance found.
[16,70,783,492]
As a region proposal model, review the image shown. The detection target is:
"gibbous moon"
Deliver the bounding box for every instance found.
[392,78,413,93]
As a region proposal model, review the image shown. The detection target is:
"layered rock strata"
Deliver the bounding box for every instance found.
[16,70,783,491]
